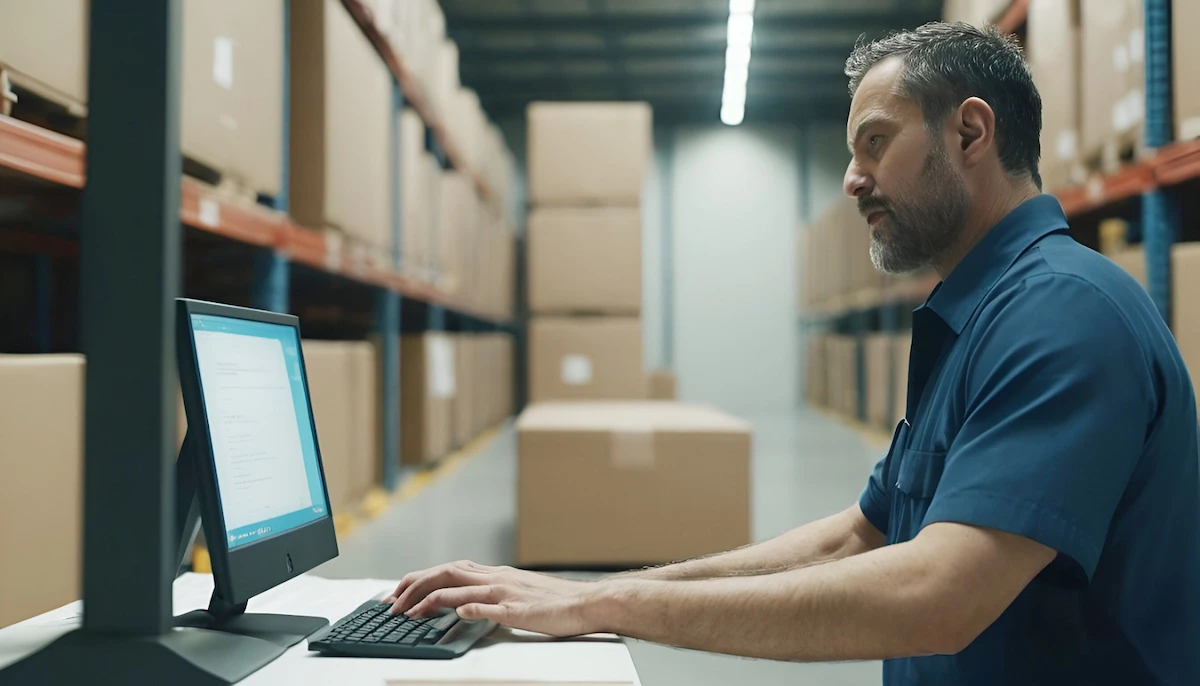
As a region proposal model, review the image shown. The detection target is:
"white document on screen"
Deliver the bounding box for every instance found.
[193,330,312,531]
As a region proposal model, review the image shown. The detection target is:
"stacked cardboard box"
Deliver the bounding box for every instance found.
[1109,247,1148,289]
[1080,0,1144,168]
[0,0,286,198]
[864,333,893,430]
[1028,0,1082,193]
[802,199,887,311]
[826,335,859,419]
[0,355,84,628]
[526,103,652,403]
[401,333,456,465]
[516,402,752,567]
[941,0,1012,25]
[648,370,678,400]
[805,335,829,408]
[1172,245,1200,398]
[290,0,392,265]
[1174,0,1200,141]
[302,341,381,512]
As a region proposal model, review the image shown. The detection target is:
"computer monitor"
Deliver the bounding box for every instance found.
[175,298,337,626]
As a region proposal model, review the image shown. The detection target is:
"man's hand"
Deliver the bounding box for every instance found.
[384,560,599,637]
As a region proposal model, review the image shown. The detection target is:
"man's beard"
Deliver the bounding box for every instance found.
[862,141,967,275]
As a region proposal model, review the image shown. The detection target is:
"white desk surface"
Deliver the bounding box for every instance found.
[0,573,642,686]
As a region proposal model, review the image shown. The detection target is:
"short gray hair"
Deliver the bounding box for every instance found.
[845,22,1042,190]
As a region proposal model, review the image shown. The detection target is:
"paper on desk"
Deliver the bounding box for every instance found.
[172,572,394,621]
[387,682,632,685]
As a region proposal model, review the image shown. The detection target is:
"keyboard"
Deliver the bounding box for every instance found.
[308,599,496,659]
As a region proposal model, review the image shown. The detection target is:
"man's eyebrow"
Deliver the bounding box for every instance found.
[847,114,891,153]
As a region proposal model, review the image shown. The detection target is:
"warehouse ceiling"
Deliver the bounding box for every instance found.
[442,0,942,125]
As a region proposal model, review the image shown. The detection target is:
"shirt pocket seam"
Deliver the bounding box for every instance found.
[896,448,947,498]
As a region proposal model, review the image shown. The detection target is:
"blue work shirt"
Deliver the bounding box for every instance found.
[859,195,1200,685]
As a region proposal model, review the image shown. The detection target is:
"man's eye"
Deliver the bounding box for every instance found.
[869,135,883,149]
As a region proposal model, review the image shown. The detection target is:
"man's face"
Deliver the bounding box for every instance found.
[843,57,968,274]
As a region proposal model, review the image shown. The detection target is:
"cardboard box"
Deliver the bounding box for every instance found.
[438,171,475,294]
[529,317,645,403]
[0,1,88,108]
[401,333,455,465]
[527,207,642,315]
[895,334,912,424]
[648,370,678,400]
[422,153,443,283]
[826,335,858,418]
[1028,0,1081,192]
[0,355,84,628]
[290,0,391,249]
[302,341,355,511]
[864,334,892,430]
[1174,0,1200,141]
[1110,247,1147,289]
[181,0,285,196]
[453,334,476,448]
[942,0,1012,25]
[346,342,381,500]
[527,102,652,205]
[516,402,752,567]
[1081,0,1144,162]
[1172,244,1200,388]
[400,108,428,276]
[805,335,828,407]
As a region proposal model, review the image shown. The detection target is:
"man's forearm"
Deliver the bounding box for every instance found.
[584,536,957,663]
[615,505,880,582]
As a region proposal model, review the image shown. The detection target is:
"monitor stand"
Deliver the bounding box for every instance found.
[0,433,328,686]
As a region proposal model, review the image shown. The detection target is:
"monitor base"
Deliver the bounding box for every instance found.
[0,625,289,686]
[175,607,329,650]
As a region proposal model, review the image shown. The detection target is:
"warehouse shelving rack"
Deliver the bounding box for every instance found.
[803,0,1191,426]
[0,0,516,494]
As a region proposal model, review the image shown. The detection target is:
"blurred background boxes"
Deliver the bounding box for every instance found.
[401,333,456,465]
[1027,0,1081,193]
[527,102,652,206]
[290,0,392,254]
[648,370,678,400]
[1080,0,1144,167]
[528,317,645,403]
[516,402,751,567]
[527,207,642,316]
[1174,0,1200,141]
[0,355,84,629]
[864,334,892,431]
[1173,245,1200,387]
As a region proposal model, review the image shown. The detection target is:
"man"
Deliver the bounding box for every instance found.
[383,23,1200,684]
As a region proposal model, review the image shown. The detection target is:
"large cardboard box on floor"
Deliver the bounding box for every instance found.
[527,207,642,315]
[290,0,391,252]
[1080,0,1144,164]
[864,333,892,430]
[0,355,84,628]
[527,102,652,206]
[516,402,752,567]
[1174,0,1200,141]
[528,317,645,403]
[0,0,285,196]
[401,334,456,465]
[1028,0,1082,192]
[1172,244,1200,393]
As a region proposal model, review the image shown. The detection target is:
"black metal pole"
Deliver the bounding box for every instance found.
[80,0,182,635]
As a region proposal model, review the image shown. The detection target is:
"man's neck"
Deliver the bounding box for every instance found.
[932,182,1042,280]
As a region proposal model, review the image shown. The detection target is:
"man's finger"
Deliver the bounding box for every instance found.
[392,565,484,615]
[457,602,508,624]
[408,585,501,618]
[384,570,421,604]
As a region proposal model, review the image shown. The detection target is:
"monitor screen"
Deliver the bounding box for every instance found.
[190,313,329,550]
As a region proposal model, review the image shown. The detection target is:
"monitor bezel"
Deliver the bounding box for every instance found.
[176,298,338,605]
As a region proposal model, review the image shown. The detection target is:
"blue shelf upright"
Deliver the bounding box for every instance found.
[1142,0,1178,323]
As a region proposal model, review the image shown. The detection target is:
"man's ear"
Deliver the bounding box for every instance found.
[954,97,995,169]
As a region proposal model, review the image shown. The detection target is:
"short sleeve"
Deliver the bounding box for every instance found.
[922,274,1152,580]
[860,453,891,534]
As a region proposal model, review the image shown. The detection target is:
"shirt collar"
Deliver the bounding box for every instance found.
[921,194,1070,334]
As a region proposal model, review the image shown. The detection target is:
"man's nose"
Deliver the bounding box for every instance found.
[844,162,873,199]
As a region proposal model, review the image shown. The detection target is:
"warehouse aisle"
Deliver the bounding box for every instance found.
[318,410,884,686]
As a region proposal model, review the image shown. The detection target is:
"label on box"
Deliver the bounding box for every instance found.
[428,336,456,399]
[198,198,220,227]
[1056,130,1078,162]
[1181,117,1200,141]
[213,37,234,90]
[1113,44,1130,73]
[561,355,593,386]
[610,425,655,470]
[1128,90,1145,126]
[1130,28,1145,64]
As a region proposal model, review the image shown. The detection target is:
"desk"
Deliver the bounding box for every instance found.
[0,574,643,685]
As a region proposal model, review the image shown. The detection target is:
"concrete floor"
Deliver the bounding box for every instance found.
[316,409,885,686]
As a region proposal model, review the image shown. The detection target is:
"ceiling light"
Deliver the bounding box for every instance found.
[726,45,751,68]
[727,14,754,47]
[730,0,755,14]
[721,102,745,126]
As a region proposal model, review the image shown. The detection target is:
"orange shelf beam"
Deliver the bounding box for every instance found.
[0,114,508,324]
